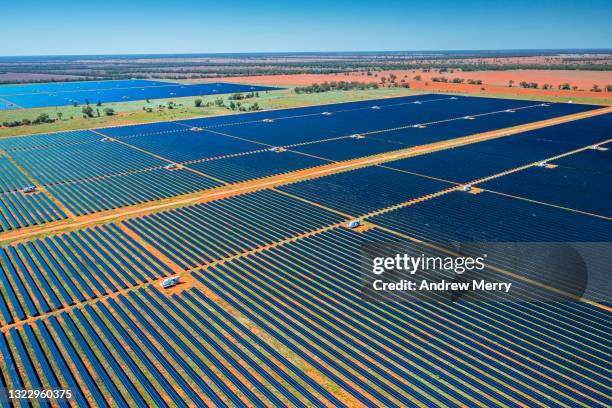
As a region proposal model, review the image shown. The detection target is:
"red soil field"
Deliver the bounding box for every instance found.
[197,69,612,100]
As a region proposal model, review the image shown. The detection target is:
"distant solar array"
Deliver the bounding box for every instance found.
[0,79,280,109]
[0,94,610,407]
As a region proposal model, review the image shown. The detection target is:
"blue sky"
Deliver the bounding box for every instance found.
[1,0,610,55]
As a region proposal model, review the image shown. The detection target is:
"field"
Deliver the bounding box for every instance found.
[0,84,610,407]
[196,69,612,99]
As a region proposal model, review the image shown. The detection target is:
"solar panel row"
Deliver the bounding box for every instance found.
[10,140,166,184]
[0,80,281,109]
[279,165,453,216]
[194,228,611,407]
[124,189,347,269]
[0,224,171,325]
[48,167,223,215]
[0,286,345,407]
[0,191,66,231]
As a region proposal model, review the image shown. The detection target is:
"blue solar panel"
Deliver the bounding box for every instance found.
[120,129,265,163]
[0,79,170,95]
[292,136,410,161]
[479,166,611,217]
[552,147,611,175]
[0,80,281,109]
[279,166,452,216]
[371,190,612,242]
[383,147,531,183]
[187,150,328,183]
[201,96,597,147]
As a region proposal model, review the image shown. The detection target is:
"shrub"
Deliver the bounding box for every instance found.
[82,106,94,118]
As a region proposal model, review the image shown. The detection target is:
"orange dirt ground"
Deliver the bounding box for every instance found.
[197,70,612,100]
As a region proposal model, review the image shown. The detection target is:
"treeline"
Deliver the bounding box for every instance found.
[431,77,483,85]
[515,81,612,92]
[2,113,54,127]
[294,81,379,94]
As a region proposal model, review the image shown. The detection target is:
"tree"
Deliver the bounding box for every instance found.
[558,83,571,90]
[57,112,63,120]
[508,80,515,87]
[229,101,236,110]
[96,100,102,107]
[194,98,203,107]
[413,75,422,81]
[607,84,612,92]
[590,84,601,92]
[32,113,53,124]
[103,108,115,116]
[82,106,94,118]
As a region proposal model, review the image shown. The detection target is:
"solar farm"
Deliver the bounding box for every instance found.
[0,90,610,407]
[0,80,279,110]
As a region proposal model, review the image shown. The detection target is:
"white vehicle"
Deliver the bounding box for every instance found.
[371,105,381,110]
[190,127,203,132]
[322,111,332,116]
[263,118,274,123]
[160,276,180,289]
[347,219,361,229]
[460,185,472,192]
[21,185,37,193]
[164,163,178,170]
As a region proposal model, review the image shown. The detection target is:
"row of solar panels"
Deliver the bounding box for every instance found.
[0,96,603,227]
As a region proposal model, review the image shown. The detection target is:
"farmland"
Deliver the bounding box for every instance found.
[0,81,610,407]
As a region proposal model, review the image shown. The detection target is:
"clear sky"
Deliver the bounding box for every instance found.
[2,0,611,56]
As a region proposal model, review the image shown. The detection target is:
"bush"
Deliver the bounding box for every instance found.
[82,106,94,118]
[32,113,53,125]
[194,98,202,107]
[590,85,602,92]
[103,108,115,116]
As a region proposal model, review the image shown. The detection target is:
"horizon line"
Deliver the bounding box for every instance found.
[1,48,612,58]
